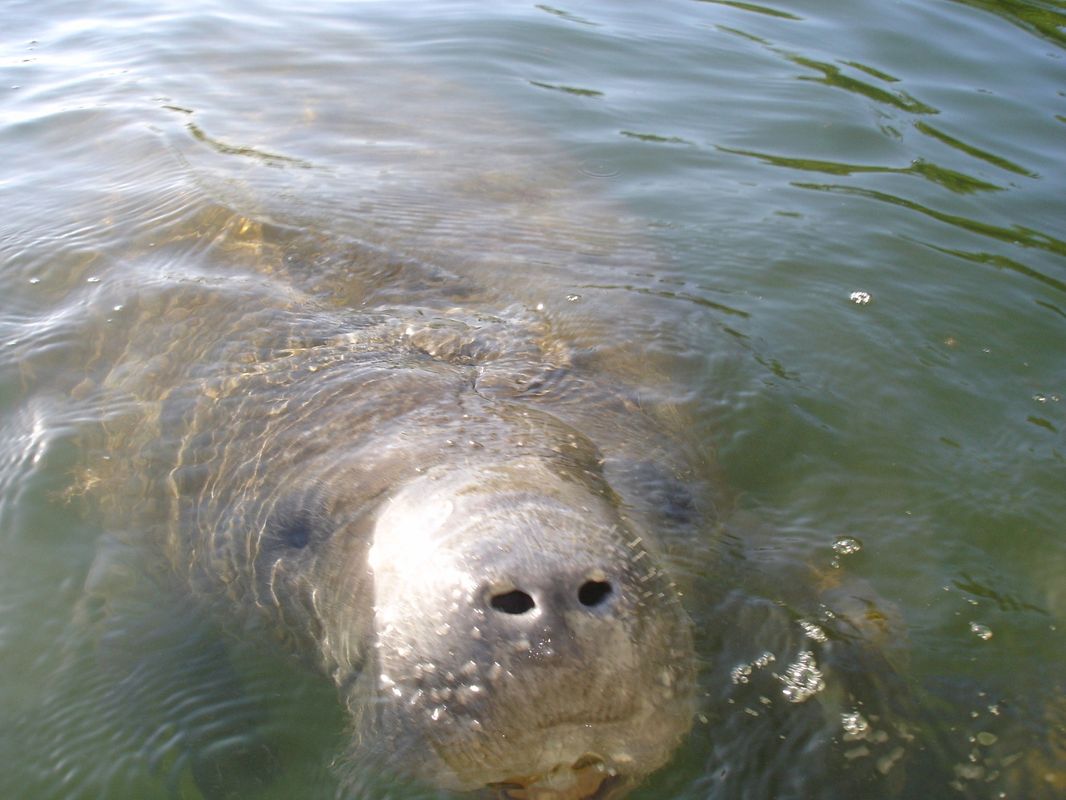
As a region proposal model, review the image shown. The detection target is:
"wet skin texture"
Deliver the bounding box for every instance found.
[87,272,700,798]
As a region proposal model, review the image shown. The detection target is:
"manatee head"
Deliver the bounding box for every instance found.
[347,459,696,798]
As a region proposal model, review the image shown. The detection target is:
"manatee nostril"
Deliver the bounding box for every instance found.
[491,589,536,615]
[578,580,612,608]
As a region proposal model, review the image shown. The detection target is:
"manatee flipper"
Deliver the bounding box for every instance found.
[32,535,281,800]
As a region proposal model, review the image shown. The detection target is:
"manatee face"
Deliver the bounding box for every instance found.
[354,461,696,797]
[125,305,699,797]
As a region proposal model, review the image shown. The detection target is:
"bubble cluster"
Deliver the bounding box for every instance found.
[969,621,993,640]
[730,652,776,685]
[777,651,825,703]
[831,535,863,568]
[799,620,828,642]
[841,711,870,736]
[833,536,863,555]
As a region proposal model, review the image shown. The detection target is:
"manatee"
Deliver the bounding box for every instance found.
[5,48,1060,800]
[57,206,702,799]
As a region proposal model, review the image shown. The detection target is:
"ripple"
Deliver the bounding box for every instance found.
[793,182,1066,260]
[619,130,693,145]
[697,1,802,21]
[915,121,1038,178]
[528,80,604,98]
[719,146,1003,194]
[789,55,938,115]
[184,120,314,169]
[576,162,621,180]
[534,4,601,27]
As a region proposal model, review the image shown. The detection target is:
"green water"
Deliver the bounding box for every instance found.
[1,1,1063,798]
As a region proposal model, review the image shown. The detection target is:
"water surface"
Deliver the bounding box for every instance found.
[1,1,1063,798]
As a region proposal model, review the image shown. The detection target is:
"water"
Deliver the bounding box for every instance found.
[1,0,1063,798]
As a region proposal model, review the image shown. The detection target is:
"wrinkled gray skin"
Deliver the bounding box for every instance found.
[87,244,699,797]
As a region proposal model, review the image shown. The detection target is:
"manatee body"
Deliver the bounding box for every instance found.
[84,235,700,798]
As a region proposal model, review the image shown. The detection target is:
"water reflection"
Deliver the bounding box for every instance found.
[921,243,1066,296]
[528,80,604,98]
[793,182,1066,259]
[790,55,939,115]
[696,0,802,21]
[950,0,1066,46]
[533,4,599,27]
[719,146,1004,193]
[2,0,1065,798]
[915,121,1038,177]
[184,120,313,168]
[620,130,693,145]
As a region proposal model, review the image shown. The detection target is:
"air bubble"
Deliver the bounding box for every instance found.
[842,711,870,736]
[831,536,863,568]
[730,652,775,685]
[730,664,752,685]
[969,622,993,640]
[833,536,863,555]
[753,652,775,668]
[799,621,827,642]
[778,651,825,703]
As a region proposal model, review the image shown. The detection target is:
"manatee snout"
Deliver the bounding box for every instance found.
[486,569,615,618]
[481,566,618,662]
[358,463,696,796]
